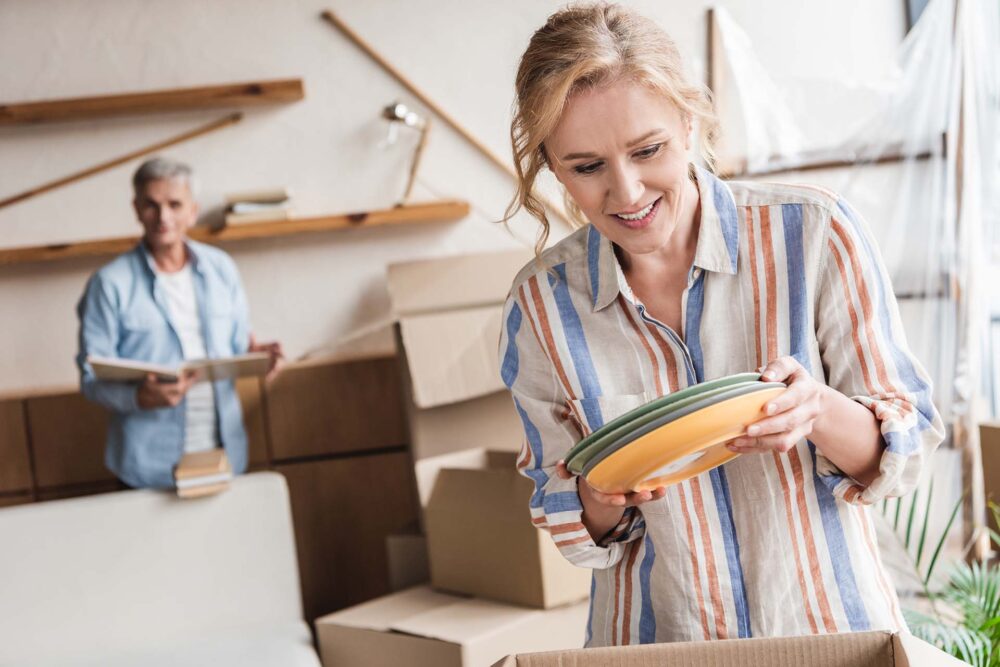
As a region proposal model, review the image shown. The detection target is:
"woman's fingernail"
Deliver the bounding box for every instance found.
[766,403,776,415]
[747,425,760,436]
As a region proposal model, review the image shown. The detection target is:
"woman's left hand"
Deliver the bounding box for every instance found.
[726,356,827,455]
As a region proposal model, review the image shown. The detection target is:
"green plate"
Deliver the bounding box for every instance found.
[580,381,785,477]
[567,379,764,474]
[564,372,761,473]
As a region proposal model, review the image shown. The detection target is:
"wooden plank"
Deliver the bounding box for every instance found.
[0,113,243,210]
[36,480,125,502]
[0,400,32,493]
[236,376,270,467]
[25,393,114,489]
[0,200,470,266]
[276,450,418,621]
[266,357,408,461]
[0,493,32,508]
[0,79,304,125]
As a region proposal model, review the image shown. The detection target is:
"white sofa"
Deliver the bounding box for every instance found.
[0,472,321,666]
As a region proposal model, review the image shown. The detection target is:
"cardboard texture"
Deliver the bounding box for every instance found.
[492,630,968,667]
[315,586,587,667]
[387,250,529,463]
[981,422,1000,538]
[422,449,591,609]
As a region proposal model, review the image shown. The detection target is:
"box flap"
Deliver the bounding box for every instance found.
[414,449,489,507]
[493,630,899,666]
[399,306,505,408]
[316,586,459,631]
[892,632,969,666]
[386,250,532,317]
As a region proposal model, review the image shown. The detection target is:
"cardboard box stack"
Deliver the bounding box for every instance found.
[315,250,591,666]
[980,422,1000,545]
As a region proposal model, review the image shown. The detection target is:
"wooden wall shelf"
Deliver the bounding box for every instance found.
[0,199,469,266]
[0,79,304,125]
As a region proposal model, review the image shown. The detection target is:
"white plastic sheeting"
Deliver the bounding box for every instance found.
[714,0,999,544]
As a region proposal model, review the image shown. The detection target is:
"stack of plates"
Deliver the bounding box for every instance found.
[565,372,786,494]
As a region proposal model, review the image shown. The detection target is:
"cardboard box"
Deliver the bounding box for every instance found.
[387,250,532,464]
[315,586,588,667]
[421,449,591,609]
[493,630,967,666]
[981,422,1000,539]
[386,524,430,592]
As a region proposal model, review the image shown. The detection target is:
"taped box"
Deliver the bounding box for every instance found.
[981,422,1000,539]
[418,448,591,609]
[493,630,967,666]
[315,585,587,667]
[386,250,532,473]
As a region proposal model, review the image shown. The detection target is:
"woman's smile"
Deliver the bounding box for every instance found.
[610,196,661,229]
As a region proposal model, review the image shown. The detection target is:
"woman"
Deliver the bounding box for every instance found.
[499,3,944,647]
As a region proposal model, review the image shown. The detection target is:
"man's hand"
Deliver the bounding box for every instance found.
[136,370,200,409]
[249,333,284,382]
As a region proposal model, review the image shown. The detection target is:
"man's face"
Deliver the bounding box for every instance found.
[133,177,199,252]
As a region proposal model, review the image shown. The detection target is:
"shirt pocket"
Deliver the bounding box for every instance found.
[567,392,651,439]
[121,307,164,332]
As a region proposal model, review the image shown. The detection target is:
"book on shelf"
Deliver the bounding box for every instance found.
[224,187,292,206]
[87,352,270,383]
[224,206,293,225]
[174,449,233,499]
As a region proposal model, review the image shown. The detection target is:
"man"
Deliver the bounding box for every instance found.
[76,157,282,489]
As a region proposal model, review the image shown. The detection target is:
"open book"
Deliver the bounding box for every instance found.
[87,352,270,383]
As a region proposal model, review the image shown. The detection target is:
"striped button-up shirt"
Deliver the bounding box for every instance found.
[499,166,944,646]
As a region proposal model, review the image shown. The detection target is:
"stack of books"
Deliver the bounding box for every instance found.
[224,187,293,226]
[174,449,233,499]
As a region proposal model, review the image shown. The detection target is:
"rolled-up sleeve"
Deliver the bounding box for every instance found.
[813,199,945,505]
[499,288,644,570]
[76,274,140,414]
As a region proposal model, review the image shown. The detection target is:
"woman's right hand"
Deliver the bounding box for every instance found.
[556,459,666,541]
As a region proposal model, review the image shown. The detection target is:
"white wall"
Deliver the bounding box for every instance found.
[0,0,905,393]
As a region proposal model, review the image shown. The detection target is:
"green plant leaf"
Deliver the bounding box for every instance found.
[906,487,920,550]
[916,478,934,568]
[925,492,965,586]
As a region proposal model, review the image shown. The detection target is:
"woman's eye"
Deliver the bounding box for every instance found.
[573,161,602,175]
[635,144,663,159]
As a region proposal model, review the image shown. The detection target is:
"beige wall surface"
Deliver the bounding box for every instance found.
[0,0,905,393]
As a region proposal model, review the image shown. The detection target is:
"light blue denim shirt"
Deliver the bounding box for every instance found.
[76,240,250,488]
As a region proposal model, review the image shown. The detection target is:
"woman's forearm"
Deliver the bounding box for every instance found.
[810,385,884,486]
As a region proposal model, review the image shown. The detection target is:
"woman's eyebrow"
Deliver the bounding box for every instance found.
[560,128,668,161]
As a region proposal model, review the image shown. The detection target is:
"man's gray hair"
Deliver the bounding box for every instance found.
[132,157,198,197]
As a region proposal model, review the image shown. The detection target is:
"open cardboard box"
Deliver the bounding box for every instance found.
[386,250,532,470]
[493,630,967,666]
[315,585,587,667]
[419,448,591,609]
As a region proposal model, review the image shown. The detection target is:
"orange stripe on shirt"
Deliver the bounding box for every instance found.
[789,447,839,632]
[759,206,779,362]
[617,295,664,396]
[621,538,641,645]
[830,220,895,394]
[549,521,587,535]
[527,277,577,400]
[676,484,712,640]
[771,450,820,634]
[854,505,905,629]
[828,239,876,394]
[745,207,764,367]
[689,476,729,639]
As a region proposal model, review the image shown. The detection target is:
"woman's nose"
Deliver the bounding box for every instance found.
[608,163,644,209]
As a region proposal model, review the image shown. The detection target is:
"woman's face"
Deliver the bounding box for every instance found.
[546,78,695,256]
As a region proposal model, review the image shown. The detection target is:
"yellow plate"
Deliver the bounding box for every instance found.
[584,386,785,494]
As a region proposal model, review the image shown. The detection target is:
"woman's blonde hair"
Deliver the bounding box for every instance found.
[505,2,719,253]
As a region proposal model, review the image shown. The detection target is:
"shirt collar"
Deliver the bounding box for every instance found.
[136,238,205,277]
[589,164,741,311]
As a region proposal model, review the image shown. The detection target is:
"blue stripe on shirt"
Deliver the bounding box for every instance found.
[784,203,870,632]
[551,263,605,429]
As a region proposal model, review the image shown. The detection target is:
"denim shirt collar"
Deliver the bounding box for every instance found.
[136,238,207,278]
[589,164,741,311]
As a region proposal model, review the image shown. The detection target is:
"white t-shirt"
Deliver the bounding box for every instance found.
[155,264,219,453]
